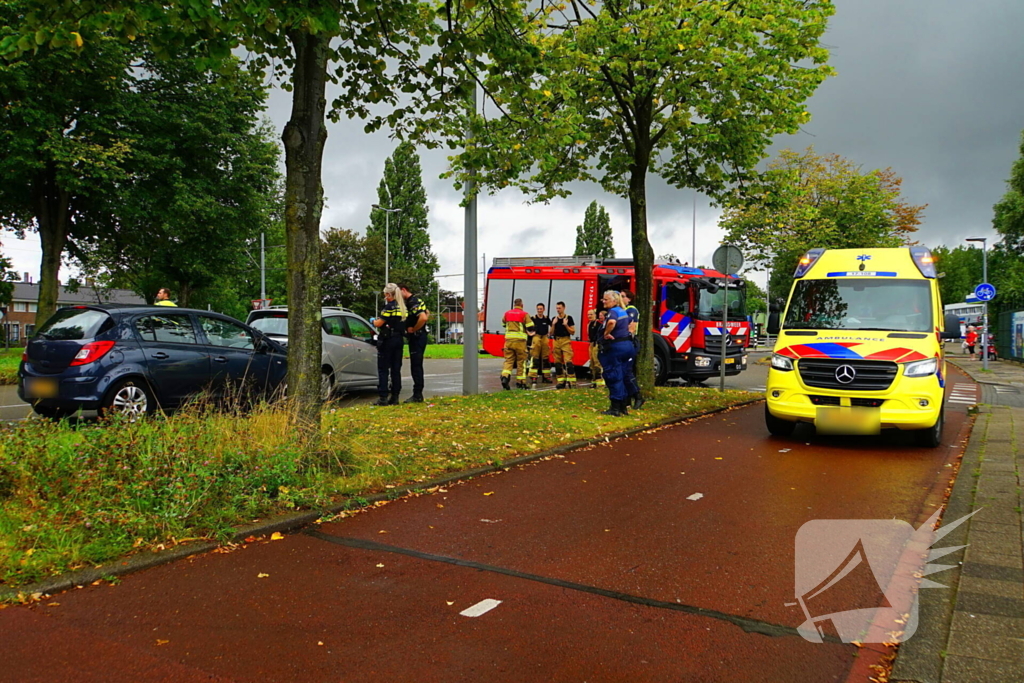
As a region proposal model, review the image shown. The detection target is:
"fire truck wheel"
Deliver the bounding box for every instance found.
[653,349,669,386]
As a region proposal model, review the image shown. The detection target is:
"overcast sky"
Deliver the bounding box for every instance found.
[7,0,1023,295]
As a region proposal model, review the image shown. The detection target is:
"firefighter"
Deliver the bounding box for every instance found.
[587,308,605,388]
[371,283,407,406]
[398,283,429,403]
[528,303,553,386]
[501,298,534,390]
[619,289,644,410]
[550,301,576,388]
[598,290,634,416]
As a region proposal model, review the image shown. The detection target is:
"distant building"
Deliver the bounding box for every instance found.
[4,274,145,344]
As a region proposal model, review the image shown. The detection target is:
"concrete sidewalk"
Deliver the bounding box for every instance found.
[892,366,1024,681]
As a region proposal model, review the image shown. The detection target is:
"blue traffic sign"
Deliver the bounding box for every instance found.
[975,283,996,301]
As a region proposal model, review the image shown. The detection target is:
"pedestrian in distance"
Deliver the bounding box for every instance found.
[528,303,553,386]
[965,325,978,360]
[587,308,605,388]
[598,290,635,416]
[372,283,407,406]
[619,289,644,409]
[398,283,429,403]
[551,301,577,388]
[155,287,177,307]
[501,298,534,390]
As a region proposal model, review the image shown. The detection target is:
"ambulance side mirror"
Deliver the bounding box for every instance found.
[767,312,781,335]
[941,313,962,340]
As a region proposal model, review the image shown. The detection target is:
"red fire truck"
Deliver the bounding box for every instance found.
[483,256,752,384]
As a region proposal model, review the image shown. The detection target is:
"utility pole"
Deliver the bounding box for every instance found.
[463,84,479,394]
[260,232,266,302]
[966,237,990,370]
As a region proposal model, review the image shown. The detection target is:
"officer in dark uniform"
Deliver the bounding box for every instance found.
[372,283,407,406]
[620,289,644,409]
[398,284,429,403]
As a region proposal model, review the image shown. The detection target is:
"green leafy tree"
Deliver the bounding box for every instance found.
[321,227,367,313]
[744,279,766,316]
[450,0,835,396]
[994,130,1024,253]
[0,247,17,308]
[933,245,982,308]
[3,0,485,429]
[574,201,614,258]
[720,147,926,299]
[367,141,439,290]
[0,6,131,324]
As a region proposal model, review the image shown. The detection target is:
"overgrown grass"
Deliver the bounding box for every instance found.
[0,387,754,587]
[0,348,21,385]
[404,344,472,359]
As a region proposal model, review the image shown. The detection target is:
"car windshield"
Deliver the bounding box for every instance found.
[36,308,113,340]
[784,279,933,332]
[248,315,289,336]
[696,283,746,321]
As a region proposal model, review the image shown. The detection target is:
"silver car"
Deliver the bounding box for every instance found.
[246,306,378,398]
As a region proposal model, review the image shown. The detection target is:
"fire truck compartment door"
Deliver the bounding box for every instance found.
[485,279,514,333]
[549,279,585,340]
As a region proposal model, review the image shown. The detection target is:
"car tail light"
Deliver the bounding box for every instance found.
[21,351,27,362]
[70,340,116,366]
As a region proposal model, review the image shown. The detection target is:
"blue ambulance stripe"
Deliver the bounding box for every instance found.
[825,271,898,277]
[801,343,864,359]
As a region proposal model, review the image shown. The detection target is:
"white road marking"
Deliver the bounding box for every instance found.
[460,599,502,617]
[947,383,978,405]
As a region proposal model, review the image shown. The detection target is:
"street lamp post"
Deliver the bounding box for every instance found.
[966,237,989,370]
[371,202,402,285]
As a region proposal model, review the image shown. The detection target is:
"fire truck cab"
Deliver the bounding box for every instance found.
[483,256,751,384]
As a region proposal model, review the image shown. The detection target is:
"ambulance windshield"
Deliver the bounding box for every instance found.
[784,279,933,332]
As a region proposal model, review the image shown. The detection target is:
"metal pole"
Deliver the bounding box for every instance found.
[260,232,266,302]
[437,284,441,344]
[720,282,728,392]
[692,192,697,266]
[462,84,479,394]
[982,240,989,371]
[384,211,390,286]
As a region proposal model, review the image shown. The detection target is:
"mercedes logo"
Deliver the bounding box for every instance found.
[835,365,857,384]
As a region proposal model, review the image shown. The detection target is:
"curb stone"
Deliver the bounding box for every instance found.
[0,396,763,602]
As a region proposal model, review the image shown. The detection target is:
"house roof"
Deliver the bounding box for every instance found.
[12,282,146,306]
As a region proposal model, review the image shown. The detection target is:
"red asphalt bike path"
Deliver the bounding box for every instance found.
[0,369,976,682]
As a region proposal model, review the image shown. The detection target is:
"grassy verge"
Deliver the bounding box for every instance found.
[0,387,754,588]
[0,349,21,385]
[404,344,473,359]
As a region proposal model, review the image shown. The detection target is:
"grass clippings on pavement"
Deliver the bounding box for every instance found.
[0,386,754,589]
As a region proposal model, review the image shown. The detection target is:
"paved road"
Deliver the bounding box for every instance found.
[0,367,974,682]
[1,353,771,421]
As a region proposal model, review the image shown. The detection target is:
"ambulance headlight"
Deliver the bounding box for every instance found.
[771,354,794,371]
[903,358,938,378]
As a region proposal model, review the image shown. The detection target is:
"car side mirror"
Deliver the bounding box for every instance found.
[941,313,962,340]
[767,312,781,335]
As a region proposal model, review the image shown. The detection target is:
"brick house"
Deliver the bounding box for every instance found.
[4,275,145,344]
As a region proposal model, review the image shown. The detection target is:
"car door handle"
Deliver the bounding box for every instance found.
[151,352,169,360]
[213,356,228,363]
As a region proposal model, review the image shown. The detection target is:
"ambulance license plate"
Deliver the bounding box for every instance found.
[815,407,880,435]
[25,378,58,399]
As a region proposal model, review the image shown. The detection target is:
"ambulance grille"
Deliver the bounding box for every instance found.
[797,359,897,391]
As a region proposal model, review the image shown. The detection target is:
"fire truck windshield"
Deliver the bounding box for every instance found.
[696,284,747,321]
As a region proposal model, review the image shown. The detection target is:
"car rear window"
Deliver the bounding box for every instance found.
[248,313,289,336]
[35,308,114,340]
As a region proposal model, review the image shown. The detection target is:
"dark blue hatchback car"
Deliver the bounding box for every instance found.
[19,304,288,419]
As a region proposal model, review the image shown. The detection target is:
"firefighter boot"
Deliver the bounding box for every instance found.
[501,375,511,391]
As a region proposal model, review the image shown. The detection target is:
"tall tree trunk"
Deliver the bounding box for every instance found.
[282,31,328,431]
[628,160,655,398]
[33,163,70,327]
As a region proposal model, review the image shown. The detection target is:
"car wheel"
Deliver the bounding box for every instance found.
[99,379,154,421]
[915,408,944,448]
[765,405,796,437]
[32,403,73,420]
[321,368,334,400]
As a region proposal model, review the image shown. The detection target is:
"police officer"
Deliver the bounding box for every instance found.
[398,283,429,403]
[501,298,534,389]
[598,290,634,416]
[551,301,576,389]
[528,303,552,386]
[372,283,407,406]
[619,289,644,409]
[587,308,605,388]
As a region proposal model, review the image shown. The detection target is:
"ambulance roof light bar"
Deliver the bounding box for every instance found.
[793,248,825,278]
[909,246,938,278]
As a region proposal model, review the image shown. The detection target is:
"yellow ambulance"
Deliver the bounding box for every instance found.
[765,247,961,447]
